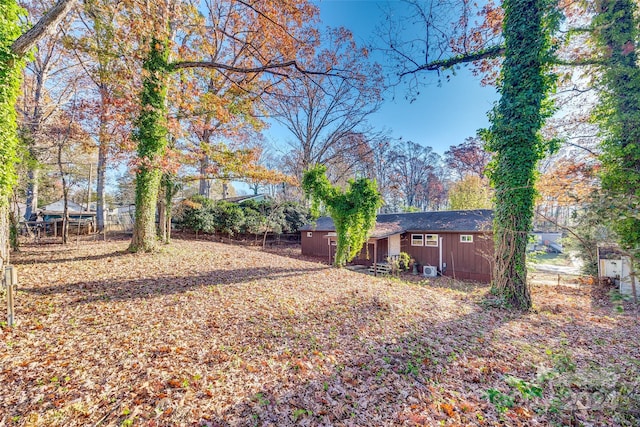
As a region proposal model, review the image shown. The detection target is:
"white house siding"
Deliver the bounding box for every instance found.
[389,234,401,257]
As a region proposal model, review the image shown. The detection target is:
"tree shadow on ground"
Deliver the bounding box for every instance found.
[185,285,639,426]
[12,248,131,265]
[22,265,332,305]
[157,299,522,426]
[9,241,639,426]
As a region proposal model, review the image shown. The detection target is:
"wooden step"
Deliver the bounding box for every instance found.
[368,263,392,275]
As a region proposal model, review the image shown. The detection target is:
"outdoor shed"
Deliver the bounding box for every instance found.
[598,244,638,297]
[301,209,494,283]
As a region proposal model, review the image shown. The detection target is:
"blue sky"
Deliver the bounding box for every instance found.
[264,0,500,157]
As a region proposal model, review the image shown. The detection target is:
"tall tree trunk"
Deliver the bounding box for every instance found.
[62,188,69,244]
[96,120,108,234]
[593,0,640,309]
[162,174,176,244]
[25,167,39,220]
[164,175,179,244]
[58,143,69,244]
[488,0,557,310]
[157,196,166,242]
[199,155,210,198]
[129,38,169,252]
[166,214,171,241]
[222,181,229,199]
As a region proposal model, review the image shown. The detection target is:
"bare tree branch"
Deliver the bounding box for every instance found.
[171,60,332,78]
[11,0,78,57]
[401,45,505,76]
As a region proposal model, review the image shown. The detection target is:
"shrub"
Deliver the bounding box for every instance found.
[175,196,216,235]
[211,201,244,237]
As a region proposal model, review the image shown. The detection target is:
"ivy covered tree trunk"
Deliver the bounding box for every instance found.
[129,38,170,252]
[302,165,382,267]
[0,0,77,270]
[0,1,26,267]
[594,0,640,301]
[595,0,640,249]
[57,143,68,244]
[486,0,558,309]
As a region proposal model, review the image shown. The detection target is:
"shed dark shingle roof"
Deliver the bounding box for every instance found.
[301,209,493,235]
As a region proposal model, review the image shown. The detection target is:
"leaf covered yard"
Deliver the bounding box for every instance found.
[1,239,639,426]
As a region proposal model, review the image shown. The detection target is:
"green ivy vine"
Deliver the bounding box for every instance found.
[0,1,26,208]
[592,0,640,251]
[129,37,170,252]
[484,0,560,309]
[302,165,382,267]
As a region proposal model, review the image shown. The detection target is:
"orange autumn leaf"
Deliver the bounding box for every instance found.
[441,402,455,417]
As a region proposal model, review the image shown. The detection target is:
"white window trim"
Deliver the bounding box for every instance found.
[460,234,474,243]
[307,231,313,238]
[411,234,424,246]
[425,234,439,247]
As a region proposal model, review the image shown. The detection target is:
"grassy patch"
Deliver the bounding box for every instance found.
[529,251,572,266]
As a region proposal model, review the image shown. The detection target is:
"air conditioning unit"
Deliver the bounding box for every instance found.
[423,265,437,277]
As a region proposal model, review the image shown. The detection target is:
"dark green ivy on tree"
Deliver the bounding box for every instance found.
[129,37,170,252]
[593,0,640,251]
[383,0,560,310]
[484,0,560,309]
[0,0,77,266]
[302,165,382,267]
[590,0,640,299]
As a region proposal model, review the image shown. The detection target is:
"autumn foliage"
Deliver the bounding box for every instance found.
[1,239,639,425]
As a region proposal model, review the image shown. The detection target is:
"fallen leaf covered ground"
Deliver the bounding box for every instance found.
[1,237,639,426]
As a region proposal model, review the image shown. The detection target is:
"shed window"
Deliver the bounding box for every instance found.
[411,234,424,246]
[307,232,313,238]
[460,234,473,243]
[425,234,439,247]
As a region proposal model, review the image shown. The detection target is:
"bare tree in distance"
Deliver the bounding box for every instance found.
[17,0,81,222]
[388,140,442,210]
[267,26,384,184]
[444,135,492,180]
[67,0,140,235]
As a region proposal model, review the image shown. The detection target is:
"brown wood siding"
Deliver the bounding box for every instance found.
[401,232,493,283]
[302,232,390,266]
[301,230,332,259]
[303,230,494,282]
[352,239,389,266]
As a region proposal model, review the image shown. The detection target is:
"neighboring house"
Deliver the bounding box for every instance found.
[110,205,136,229]
[301,209,494,283]
[220,194,269,204]
[529,231,563,253]
[38,199,96,234]
[39,199,95,221]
